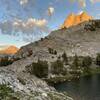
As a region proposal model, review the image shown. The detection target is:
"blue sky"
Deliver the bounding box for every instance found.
[0,0,100,48]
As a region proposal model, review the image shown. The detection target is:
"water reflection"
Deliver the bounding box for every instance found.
[54,74,100,100]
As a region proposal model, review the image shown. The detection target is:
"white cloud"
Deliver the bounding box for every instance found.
[19,0,28,5]
[0,18,50,42]
[47,7,55,16]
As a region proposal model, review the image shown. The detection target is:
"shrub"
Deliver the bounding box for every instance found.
[51,59,64,74]
[35,41,38,45]
[96,53,100,66]
[31,60,48,78]
[48,48,53,54]
[95,21,100,28]
[81,56,92,74]
[54,50,57,55]
[84,24,96,31]
[82,56,92,68]
[48,48,57,55]
[72,55,79,70]
[40,38,44,41]
[58,56,61,60]
[62,52,68,65]
[0,84,19,100]
[13,57,21,61]
[0,56,13,67]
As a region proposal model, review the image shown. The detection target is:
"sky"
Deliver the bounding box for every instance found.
[0,0,100,48]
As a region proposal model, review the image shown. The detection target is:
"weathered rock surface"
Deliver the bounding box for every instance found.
[16,20,100,59]
[0,63,73,100]
[0,19,100,100]
[61,12,92,28]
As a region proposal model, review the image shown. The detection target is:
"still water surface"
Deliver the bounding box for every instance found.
[54,74,100,100]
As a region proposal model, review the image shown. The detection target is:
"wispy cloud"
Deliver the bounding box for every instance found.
[90,0,100,3]
[0,18,50,42]
[69,0,100,8]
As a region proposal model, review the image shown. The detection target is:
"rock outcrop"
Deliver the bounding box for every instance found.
[61,12,92,28]
[16,20,100,58]
[0,66,73,100]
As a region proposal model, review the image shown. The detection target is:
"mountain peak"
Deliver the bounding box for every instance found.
[68,13,75,16]
[0,45,19,54]
[61,12,92,28]
[78,11,86,15]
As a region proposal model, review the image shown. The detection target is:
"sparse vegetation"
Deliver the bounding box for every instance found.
[54,50,57,55]
[0,56,13,67]
[48,48,57,55]
[71,55,80,70]
[95,20,100,28]
[0,84,19,100]
[82,56,92,74]
[40,38,44,41]
[84,23,96,31]
[13,57,21,61]
[96,53,100,66]
[48,48,53,54]
[31,59,48,78]
[51,59,64,74]
[82,56,92,68]
[62,52,68,65]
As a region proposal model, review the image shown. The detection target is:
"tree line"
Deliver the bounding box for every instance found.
[27,52,100,78]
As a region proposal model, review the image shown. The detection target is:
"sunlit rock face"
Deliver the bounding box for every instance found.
[0,45,19,54]
[61,12,92,28]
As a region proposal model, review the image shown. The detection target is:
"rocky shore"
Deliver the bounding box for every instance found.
[0,67,73,100]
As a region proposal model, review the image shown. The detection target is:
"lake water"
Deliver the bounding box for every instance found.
[54,74,100,100]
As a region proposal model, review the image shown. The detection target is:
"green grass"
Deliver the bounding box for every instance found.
[0,84,19,100]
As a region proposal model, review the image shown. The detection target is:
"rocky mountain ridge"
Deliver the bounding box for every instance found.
[61,12,92,28]
[16,20,100,59]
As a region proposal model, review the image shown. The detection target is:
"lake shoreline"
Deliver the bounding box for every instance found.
[53,73,100,100]
[45,67,100,85]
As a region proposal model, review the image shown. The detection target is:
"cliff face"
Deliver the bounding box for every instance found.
[61,12,92,28]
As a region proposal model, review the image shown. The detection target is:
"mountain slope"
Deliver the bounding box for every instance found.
[0,19,99,100]
[16,20,100,59]
[0,67,72,100]
[61,12,92,28]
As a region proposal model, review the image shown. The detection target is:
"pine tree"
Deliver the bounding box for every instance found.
[51,59,64,74]
[72,54,79,70]
[82,56,92,67]
[31,59,48,78]
[62,52,68,65]
[96,53,100,66]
